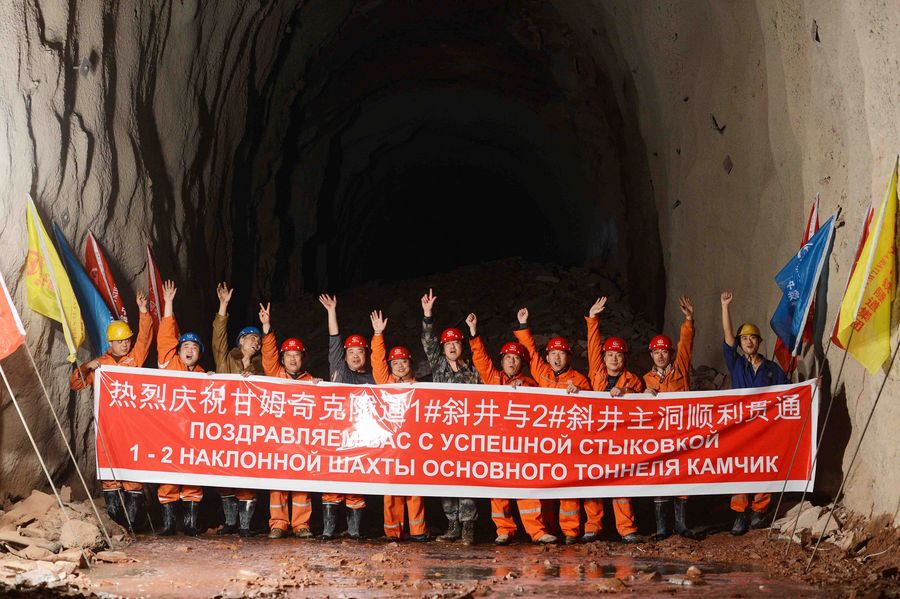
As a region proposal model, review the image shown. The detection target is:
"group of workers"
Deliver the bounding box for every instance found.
[69,282,788,544]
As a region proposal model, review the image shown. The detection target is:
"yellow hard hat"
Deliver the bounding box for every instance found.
[736,323,761,337]
[106,320,133,342]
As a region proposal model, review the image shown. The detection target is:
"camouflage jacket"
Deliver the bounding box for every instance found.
[421,317,481,385]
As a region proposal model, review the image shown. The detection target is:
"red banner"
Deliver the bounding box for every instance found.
[85,231,128,322]
[94,366,818,499]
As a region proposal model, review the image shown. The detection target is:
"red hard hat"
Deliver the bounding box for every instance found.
[602,337,629,353]
[440,328,463,344]
[648,335,674,352]
[343,334,368,350]
[388,346,411,361]
[545,337,571,352]
[499,342,527,358]
[280,337,306,353]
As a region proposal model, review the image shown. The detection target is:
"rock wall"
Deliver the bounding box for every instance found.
[0,0,897,522]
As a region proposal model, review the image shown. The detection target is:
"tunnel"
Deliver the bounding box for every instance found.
[1,0,899,576]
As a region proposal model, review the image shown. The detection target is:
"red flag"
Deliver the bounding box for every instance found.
[774,195,820,374]
[85,231,128,323]
[145,246,164,331]
[831,200,877,349]
[0,270,26,360]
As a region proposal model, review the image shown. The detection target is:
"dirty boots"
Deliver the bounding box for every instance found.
[653,498,672,541]
[182,500,201,536]
[158,502,178,536]
[731,510,751,535]
[238,498,256,537]
[461,521,476,545]
[103,490,125,527]
[321,503,339,540]
[346,507,363,540]
[674,498,695,538]
[218,496,239,535]
[438,519,461,541]
[123,491,144,532]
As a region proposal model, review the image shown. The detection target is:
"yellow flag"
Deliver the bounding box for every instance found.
[24,195,84,362]
[835,158,899,373]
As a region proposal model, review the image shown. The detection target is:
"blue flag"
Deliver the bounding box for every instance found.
[52,224,114,355]
[771,212,837,356]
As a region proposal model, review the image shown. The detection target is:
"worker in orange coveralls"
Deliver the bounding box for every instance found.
[259,302,321,540]
[513,306,590,545]
[466,312,557,545]
[643,295,697,540]
[585,296,644,544]
[369,309,428,542]
[211,282,263,536]
[156,280,206,536]
[70,289,153,531]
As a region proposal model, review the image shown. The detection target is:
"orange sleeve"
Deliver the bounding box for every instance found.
[572,370,592,391]
[262,332,281,377]
[469,336,499,384]
[69,365,93,391]
[622,370,645,394]
[514,327,551,382]
[370,334,391,385]
[674,318,694,381]
[157,316,181,367]
[129,311,154,368]
[586,316,604,381]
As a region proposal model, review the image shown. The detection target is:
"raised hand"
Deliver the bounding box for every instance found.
[135,290,148,313]
[370,310,388,334]
[465,313,477,336]
[217,282,233,305]
[720,290,733,306]
[162,280,177,303]
[517,307,529,325]
[318,294,337,311]
[421,288,437,317]
[588,297,608,318]
[259,303,271,334]
[679,295,694,320]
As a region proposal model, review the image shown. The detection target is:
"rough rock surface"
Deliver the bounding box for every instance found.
[0,0,897,531]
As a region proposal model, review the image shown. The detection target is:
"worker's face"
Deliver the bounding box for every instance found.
[345,347,367,371]
[282,350,304,373]
[604,351,625,374]
[443,340,462,361]
[109,338,132,358]
[501,353,523,377]
[239,334,261,356]
[651,348,673,369]
[739,334,761,356]
[179,341,201,367]
[546,349,568,371]
[390,358,411,379]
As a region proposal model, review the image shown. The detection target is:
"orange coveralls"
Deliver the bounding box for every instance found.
[156,315,204,503]
[470,336,551,541]
[585,315,643,537]
[261,332,316,533]
[371,334,426,539]
[514,326,591,538]
[69,311,153,492]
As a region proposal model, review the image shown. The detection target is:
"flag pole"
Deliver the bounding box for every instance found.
[0,362,93,568]
[805,334,900,572]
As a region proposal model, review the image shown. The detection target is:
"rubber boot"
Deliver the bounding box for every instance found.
[321,503,339,540]
[437,519,461,542]
[218,496,239,535]
[182,500,200,536]
[652,499,672,541]
[124,491,144,532]
[346,507,363,540]
[674,498,695,538]
[238,499,256,537]
[731,511,750,536]
[750,510,768,530]
[103,490,124,527]
[158,502,178,536]
[461,521,475,546]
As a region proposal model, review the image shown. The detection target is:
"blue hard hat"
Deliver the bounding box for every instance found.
[178,332,205,354]
[237,326,262,344]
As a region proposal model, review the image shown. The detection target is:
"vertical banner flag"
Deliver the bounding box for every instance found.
[24,195,84,362]
[834,158,899,373]
[145,246,164,331]
[832,201,877,349]
[52,224,114,355]
[774,195,821,373]
[0,270,26,360]
[771,211,838,357]
[85,231,128,323]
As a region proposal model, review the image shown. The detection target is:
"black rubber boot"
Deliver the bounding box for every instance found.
[750,510,768,530]
[652,499,672,541]
[461,521,475,546]
[158,502,178,536]
[218,496,239,535]
[731,511,750,536]
[182,500,200,536]
[674,498,696,538]
[103,490,125,527]
[321,504,339,540]
[124,491,144,532]
[438,519,461,542]
[346,507,363,540]
[238,499,256,537]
